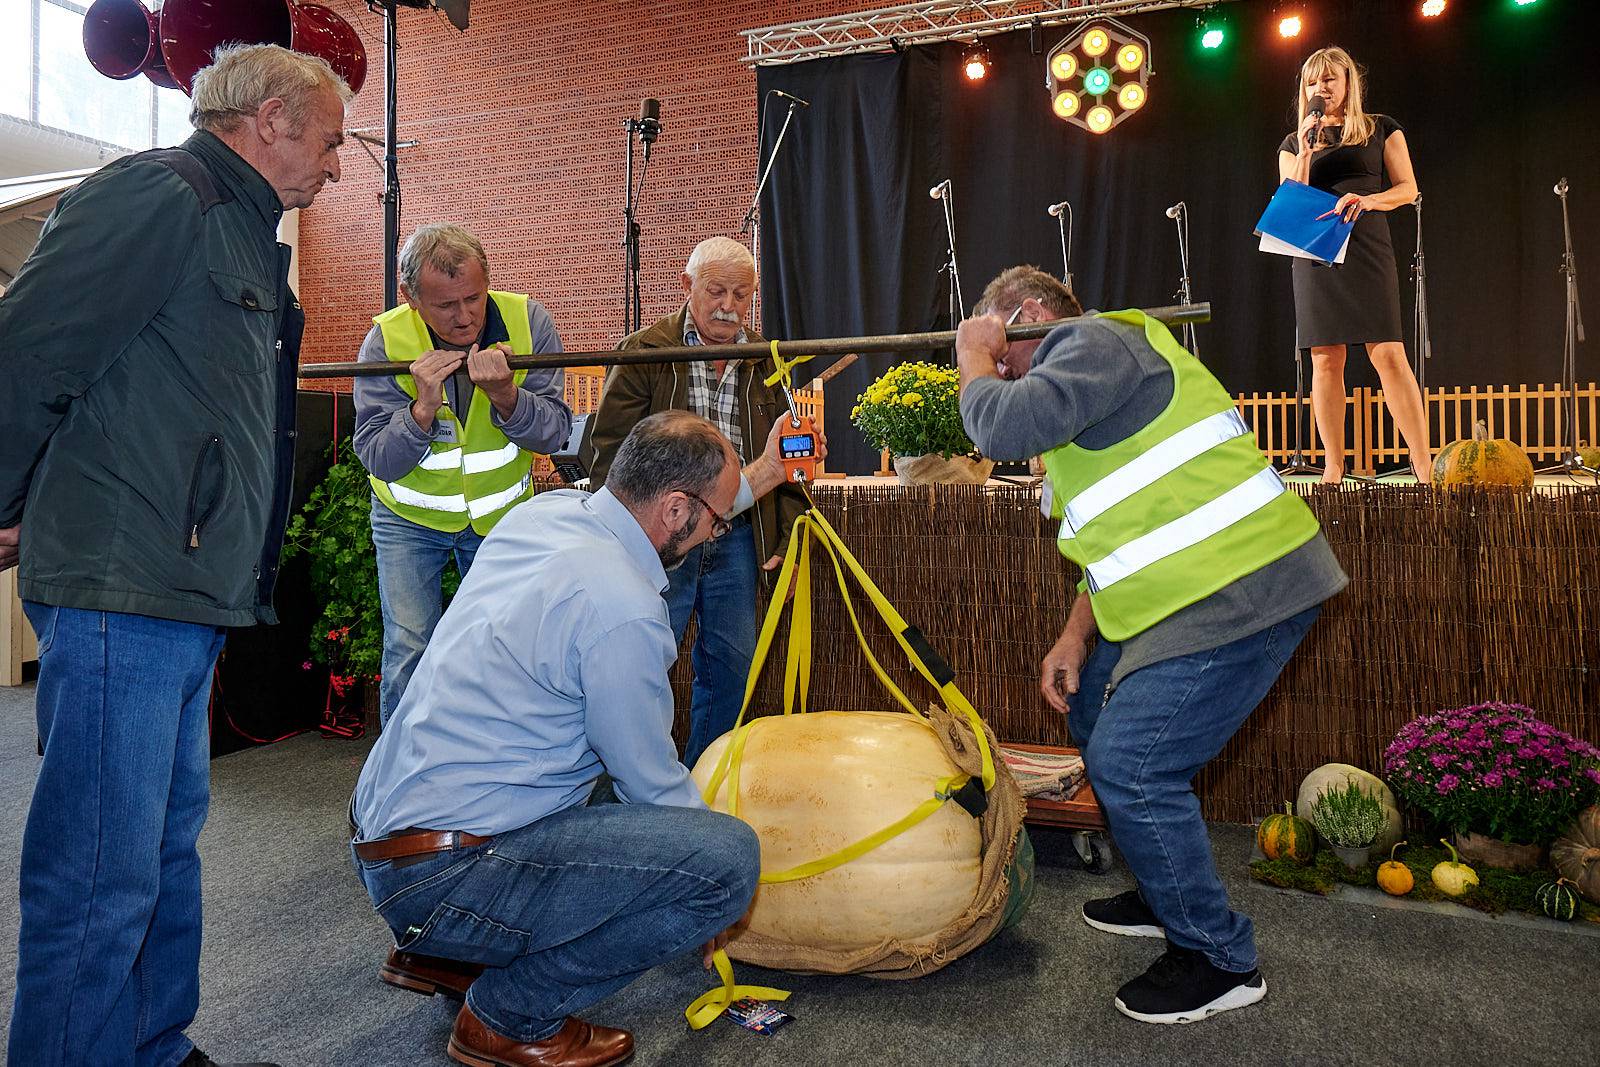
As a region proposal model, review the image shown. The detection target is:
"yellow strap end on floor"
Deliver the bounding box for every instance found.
[763,339,813,388]
[685,949,791,1031]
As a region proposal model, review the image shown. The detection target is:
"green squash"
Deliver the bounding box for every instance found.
[1257,802,1315,865]
[1536,878,1580,922]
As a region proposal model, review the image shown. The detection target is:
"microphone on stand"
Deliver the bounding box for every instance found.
[929,179,951,200]
[1046,201,1069,217]
[1555,177,1569,197]
[1047,201,1074,296]
[1165,201,1185,219]
[638,98,663,160]
[771,89,811,108]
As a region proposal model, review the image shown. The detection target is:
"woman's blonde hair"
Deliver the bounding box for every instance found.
[1295,46,1375,149]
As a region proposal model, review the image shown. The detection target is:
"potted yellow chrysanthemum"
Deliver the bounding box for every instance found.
[850,361,994,486]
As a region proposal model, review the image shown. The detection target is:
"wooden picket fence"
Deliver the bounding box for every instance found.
[1237,381,1600,474]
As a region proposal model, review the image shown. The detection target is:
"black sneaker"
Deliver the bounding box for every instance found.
[1082,889,1166,938]
[180,1049,280,1067]
[1113,946,1266,1024]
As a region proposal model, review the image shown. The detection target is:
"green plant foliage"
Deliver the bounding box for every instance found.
[1311,781,1386,848]
[280,439,461,682]
[850,361,978,459]
[1250,843,1600,924]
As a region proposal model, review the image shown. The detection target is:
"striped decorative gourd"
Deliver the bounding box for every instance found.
[1536,879,1580,922]
[1257,802,1315,865]
[1431,420,1534,491]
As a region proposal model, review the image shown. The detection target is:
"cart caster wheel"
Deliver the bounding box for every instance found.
[1072,831,1114,874]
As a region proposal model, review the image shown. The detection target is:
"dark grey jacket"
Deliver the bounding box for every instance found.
[0,131,302,627]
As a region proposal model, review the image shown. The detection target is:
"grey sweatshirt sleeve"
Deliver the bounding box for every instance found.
[489,301,572,453]
[352,326,437,483]
[959,318,1153,461]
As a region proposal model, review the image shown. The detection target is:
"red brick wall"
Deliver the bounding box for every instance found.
[298,0,862,377]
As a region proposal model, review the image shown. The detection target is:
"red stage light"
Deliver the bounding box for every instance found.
[961,43,991,82]
[1422,0,1447,15]
[1278,14,1303,38]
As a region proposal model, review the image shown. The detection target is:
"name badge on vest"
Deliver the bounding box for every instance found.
[432,418,458,444]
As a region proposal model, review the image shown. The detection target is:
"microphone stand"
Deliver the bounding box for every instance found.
[1053,200,1076,298]
[935,181,965,356]
[1537,178,1597,478]
[1410,193,1431,391]
[741,93,802,330]
[621,112,660,337]
[1170,203,1198,356]
[1279,340,1325,478]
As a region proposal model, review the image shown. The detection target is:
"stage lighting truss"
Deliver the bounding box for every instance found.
[1046,18,1151,134]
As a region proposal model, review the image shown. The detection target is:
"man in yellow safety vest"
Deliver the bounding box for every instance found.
[354,223,572,726]
[956,266,1347,1026]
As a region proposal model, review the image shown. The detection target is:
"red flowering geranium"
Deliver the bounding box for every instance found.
[1383,701,1600,846]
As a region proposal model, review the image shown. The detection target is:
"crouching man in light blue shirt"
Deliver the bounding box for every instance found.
[350,409,809,1067]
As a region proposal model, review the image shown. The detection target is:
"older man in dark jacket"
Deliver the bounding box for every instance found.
[0,44,349,1067]
[586,237,806,767]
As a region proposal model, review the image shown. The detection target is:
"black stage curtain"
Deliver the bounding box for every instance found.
[758,0,1599,474]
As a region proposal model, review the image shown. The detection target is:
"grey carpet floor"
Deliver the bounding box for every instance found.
[1,682,1596,1067]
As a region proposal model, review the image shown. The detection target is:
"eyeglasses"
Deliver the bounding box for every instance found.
[680,490,732,539]
[1004,304,1026,326]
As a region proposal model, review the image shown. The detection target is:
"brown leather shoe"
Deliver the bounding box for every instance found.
[447,1004,633,1067]
[380,947,484,1000]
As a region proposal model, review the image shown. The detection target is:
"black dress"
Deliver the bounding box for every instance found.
[1278,114,1405,348]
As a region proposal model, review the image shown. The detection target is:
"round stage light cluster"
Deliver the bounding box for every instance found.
[1044,18,1152,135]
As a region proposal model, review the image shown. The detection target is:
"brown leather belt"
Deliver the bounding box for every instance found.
[353,829,492,862]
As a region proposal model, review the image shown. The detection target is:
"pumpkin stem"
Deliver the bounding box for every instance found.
[1389,840,1407,863]
[1440,837,1461,865]
[1472,419,1489,442]
[1284,800,1295,817]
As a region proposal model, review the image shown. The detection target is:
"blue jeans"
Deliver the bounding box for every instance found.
[664,515,759,767]
[11,604,224,1067]
[354,803,759,1041]
[371,497,483,727]
[1068,605,1321,973]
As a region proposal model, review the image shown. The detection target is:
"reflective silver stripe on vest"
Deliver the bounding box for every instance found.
[1061,409,1250,537]
[466,473,531,519]
[461,440,523,475]
[418,447,463,471]
[386,483,468,513]
[1080,466,1286,592]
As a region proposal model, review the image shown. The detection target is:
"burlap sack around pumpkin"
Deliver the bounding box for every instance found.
[724,702,1031,980]
[892,454,995,486]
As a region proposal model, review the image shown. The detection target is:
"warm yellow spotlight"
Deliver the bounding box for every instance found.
[1421,0,1447,15]
[1118,83,1146,110]
[1279,15,1303,37]
[1087,105,1115,133]
[1116,43,1145,73]
[1083,27,1110,57]
[1053,91,1081,118]
[1051,53,1078,80]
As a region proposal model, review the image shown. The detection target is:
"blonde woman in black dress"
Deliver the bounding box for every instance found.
[1278,46,1429,482]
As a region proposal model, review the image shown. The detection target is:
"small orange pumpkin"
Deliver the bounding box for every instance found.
[1376,840,1413,896]
[1431,420,1533,491]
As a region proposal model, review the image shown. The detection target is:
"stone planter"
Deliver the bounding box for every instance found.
[1453,830,1545,871]
[1330,843,1372,870]
[892,454,994,486]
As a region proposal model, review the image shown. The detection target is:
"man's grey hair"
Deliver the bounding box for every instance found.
[189,43,352,135]
[399,224,491,297]
[973,265,1083,319]
[684,236,755,281]
[608,411,731,509]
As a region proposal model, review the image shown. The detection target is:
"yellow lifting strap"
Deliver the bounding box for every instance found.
[763,338,813,389]
[684,949,792,1031]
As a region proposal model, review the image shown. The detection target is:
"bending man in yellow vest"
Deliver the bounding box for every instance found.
[956,266,1347,1026]
[354,223,573,726]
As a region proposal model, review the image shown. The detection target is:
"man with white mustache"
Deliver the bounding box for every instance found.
[587,237,807,767]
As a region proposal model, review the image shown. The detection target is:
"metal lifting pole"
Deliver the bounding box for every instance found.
[297,302,1211,378]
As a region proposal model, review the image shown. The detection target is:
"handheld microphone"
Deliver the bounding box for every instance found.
[1046,201,1070,218]
[1306,94,1327,150]
[771,89,811,108]
[1165,201,1185,219]
[929,179,950,201]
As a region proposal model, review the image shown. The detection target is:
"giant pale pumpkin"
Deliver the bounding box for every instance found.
[1551,804,1600,904]
[1431,420,1533,491]
[692,711,982,953]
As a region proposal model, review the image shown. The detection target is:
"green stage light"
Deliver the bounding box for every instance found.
[1201,27,1225,48]
[1084,66,1113,96]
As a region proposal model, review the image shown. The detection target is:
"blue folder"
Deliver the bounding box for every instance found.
[1255,180,1357,266]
